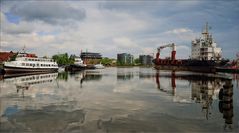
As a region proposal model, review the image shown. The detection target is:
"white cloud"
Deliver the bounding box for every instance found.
[8,1,86,25]
[113,37,137,49]
[163,28,199,43]
[165,28,192,34]
[0,1,238,59]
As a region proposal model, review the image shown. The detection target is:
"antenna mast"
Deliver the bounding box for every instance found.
[22,45,26,53]
[202,22,209,39]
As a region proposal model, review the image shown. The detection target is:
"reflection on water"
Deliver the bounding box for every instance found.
[219,80,234,131]
[2,73,58,98]
[0,67,238,132]
[155,70,227,120]
[117,68,134,80]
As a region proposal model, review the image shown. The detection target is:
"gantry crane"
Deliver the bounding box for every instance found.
[156,43,176,60]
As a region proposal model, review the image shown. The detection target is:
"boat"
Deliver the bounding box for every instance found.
[68,56,88,71]
[3,52,58,74]
[58,66,65,73]
[74,57,87,67]
[94,63,105,69]
[153,23,228,73]
[216,59,239,73]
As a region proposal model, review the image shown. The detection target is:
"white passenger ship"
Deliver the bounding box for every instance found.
[4,53,58,74]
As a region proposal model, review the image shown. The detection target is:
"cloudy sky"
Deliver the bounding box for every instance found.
[1,0,239,59]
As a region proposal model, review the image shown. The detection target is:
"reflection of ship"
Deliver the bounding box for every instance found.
[153,23,228,73]
[191,77,223,119]
[0,73,59,120]
[4,73,58,86]
[3,73,58,96]
[218,80,234,131]
[83,71,102,81]
[70,70,102,88]
[155,71,227,119]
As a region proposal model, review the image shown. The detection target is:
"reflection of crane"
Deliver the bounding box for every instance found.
[155,71,176,96]
[156,43,176,60]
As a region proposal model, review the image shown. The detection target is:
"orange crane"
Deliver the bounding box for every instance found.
[156,43,176,60]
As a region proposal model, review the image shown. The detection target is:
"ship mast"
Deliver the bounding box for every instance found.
[202,22,209,40]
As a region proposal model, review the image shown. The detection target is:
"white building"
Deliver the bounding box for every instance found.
[191,23,222,60]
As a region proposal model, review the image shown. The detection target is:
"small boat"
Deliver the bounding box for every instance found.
[58,66,65,72]
[69,56,87,71]
[216,60,239,73]
[74,57,87,67]
[4,53,58,74]
[94,63,105,69]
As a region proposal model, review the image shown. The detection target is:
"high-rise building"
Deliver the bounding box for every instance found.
[139,55,153,65]
[117,53,134,65]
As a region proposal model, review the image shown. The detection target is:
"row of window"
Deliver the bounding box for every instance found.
[26,80,53,85]
[21,74,57,81]
[192,49,200,51]
[25,58,54,62]
[21,63,57,67]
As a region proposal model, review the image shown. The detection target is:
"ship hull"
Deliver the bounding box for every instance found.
[152,59,228,73]
[154,65,216,73]
[216,67,239,73]
[66,64,96,71]
[4,66,58,74]
[67,64,86,71]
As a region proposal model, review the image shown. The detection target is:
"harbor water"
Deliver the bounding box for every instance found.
[0,67,239,132]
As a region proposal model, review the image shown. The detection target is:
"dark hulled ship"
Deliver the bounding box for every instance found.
[153,23,228,73]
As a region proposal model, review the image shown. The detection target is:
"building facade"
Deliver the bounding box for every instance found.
[117,53,134,65]
[80,52,102,65]
[0,51,16,63]
[139,55,153,65]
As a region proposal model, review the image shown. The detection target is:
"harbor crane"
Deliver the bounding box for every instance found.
[156,43,176,60]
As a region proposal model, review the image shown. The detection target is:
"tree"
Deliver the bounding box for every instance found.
[52,53,74,66]
[134,58,140,65]
[101,57,113,65]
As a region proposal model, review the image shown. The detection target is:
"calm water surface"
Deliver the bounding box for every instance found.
[0,67,239,132]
